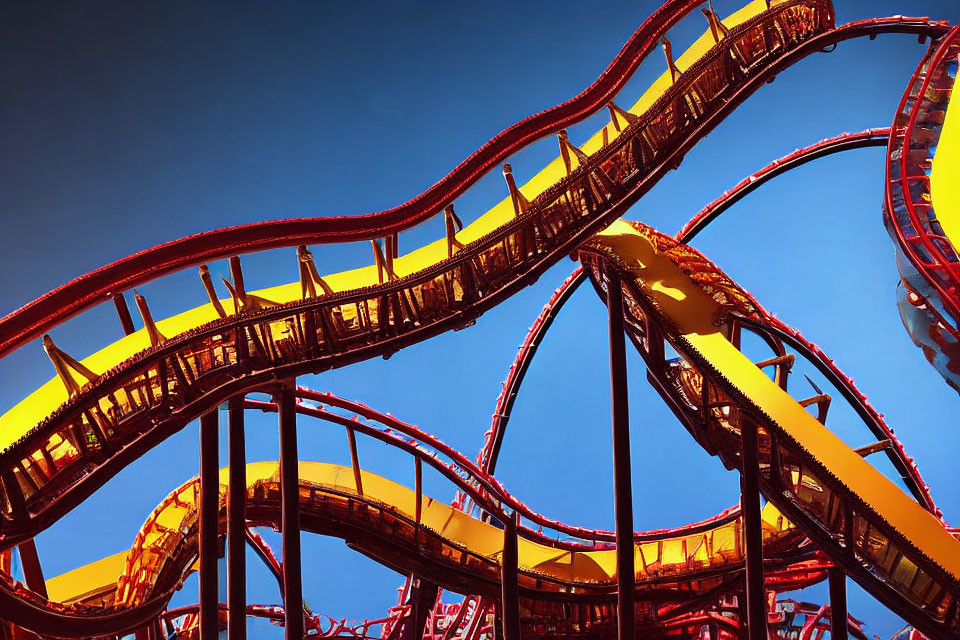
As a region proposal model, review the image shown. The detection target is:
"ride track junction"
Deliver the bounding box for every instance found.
[1,1,959,639]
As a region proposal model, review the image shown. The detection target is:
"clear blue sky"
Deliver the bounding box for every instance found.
[2,1,960,638]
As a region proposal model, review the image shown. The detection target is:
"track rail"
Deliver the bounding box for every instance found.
[0,0,714,362]
[677,128,890,242]
[3,412,801,636]
[478,268,586,476]
[0,12,945,364]
[671,127,938,513]
[885,27,960,334]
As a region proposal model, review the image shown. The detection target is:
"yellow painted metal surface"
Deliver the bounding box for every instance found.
[44,551,127,605]
[930,62,960,253]
[46,461,791,607]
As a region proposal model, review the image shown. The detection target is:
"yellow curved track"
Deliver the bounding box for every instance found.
[0,0,774,452]
[931,62,960,251]
[44,462,795,609]
[586,221,960,578]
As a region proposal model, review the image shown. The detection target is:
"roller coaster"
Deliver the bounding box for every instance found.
[1,1,958,639]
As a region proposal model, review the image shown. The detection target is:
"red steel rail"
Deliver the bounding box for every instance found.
[885,27,960,336]
[476,128,935,520]
[0,387,813,637]
[676,129,891,242]
[671,127,938,514]
[0,14,947,366]
[0,0,711,362]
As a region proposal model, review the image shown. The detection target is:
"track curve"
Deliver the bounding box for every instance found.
[578,221,960,640]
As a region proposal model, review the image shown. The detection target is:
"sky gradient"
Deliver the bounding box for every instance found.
[2,1,960,638]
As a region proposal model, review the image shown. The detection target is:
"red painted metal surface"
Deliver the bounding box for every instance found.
[227,398,247,640]
[578,229,960,640]
[606,270,636,640]
[885,27,960,335]
[198,411,220,640]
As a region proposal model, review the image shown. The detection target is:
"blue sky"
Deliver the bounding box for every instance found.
[2,1,960,638]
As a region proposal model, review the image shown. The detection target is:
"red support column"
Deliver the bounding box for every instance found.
[500,511,521,640]
[228,398,247,640]
[17,539,47,599]
[199,410,220,640]
[112,293,136,336]
[277,385,304,640]
[606,271,635,640]
[829,567,848,640]
[404,576,439,640]
[740,419,766,640]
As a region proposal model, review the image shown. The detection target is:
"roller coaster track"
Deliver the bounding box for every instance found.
[0,2,956,638]
[884,26,960,392]
[886,26,960,329]
[677,129,891,242]
[461,127,951,640]
[10,387,819,637]
[0,0,715,363]
[476,128,936,517]
[578,221,960,640]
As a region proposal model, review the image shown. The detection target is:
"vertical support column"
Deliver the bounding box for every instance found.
[740,419,766,640]
[404,576,439,640]
[228,397,247,640]
[606,270,635,640]
[17,540,47,599]
[500,511,521,640]
[829,567,848,640]
[277,384,304,640]
[198,410,220,640]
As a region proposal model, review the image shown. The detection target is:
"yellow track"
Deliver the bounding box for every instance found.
[45,462,794,607]
[931,64,960,251]
[585,221,960,580]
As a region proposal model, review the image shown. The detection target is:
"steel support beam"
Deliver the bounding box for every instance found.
[112,293,136,336]
[199,411,220,640]
[500,511,522,640]
[740,419,766,640]
[17,539,47,599]
[829,567,849,640]
[606,270,634,640]
[404,576,440,640]
[228,397,247,640]
[278,384,304,640]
